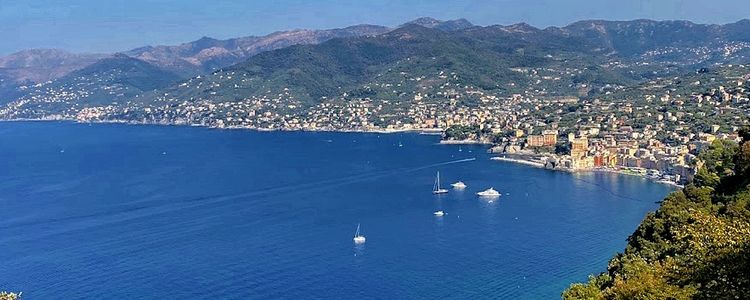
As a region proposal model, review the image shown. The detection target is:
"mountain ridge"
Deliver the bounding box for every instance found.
[6,55,182,112]
[4,18,750,113]
[5,17,749,87]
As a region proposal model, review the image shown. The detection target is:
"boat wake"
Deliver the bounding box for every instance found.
[222,157,478,200]
[0,157,479,238]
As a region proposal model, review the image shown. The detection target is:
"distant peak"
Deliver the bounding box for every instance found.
[388,23,441,35]
[401,17,474,31]
[503,22,539,32]
[191,36,221,47]
[197,36,217,42]
[5,48,71,57]
[511,22,532,27]
[407,17,441,26]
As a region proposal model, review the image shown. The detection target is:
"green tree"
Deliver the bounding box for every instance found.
[698,139,738,176]
[694,167,720,188]
[443,124,480,140]
[0,292,20,300]
[564,125,750,299]
[555,142,571,155]
[563,276,607,300]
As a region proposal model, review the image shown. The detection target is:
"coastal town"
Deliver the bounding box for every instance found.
[6,7,750,298]
[2,62,750,186]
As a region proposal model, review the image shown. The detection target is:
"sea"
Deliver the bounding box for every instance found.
[0,121,673,299]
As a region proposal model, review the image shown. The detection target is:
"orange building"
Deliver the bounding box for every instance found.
[528,135,545,147]
[594,155,604,167]
[571,137,589,159]
[542,131,558,146]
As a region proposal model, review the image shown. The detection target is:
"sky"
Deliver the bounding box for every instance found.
[2,0,750,55]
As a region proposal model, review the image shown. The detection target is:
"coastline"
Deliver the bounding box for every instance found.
[489,154,684,188]
[0,118,444,135]
[439,139,493,145]
[1,118,685,188]
[1,117,681,300]
[490,156,547,168]
[591,168,684,188]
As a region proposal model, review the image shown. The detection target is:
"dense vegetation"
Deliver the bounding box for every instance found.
[16,54,184,110]
[6,19,750,115]
[68,19,750,108]
[563,126,750,299]
[143,24,616,106]
[443,124,481,140]
[0,292,20,300]
[130,19,750,109]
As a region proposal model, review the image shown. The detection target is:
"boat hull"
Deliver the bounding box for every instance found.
[477,193,500,197]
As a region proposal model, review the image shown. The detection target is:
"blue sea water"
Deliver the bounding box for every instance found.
[0,122,673,299]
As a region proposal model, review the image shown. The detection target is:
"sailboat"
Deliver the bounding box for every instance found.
[353,223,366,244]
[433,171,449,194]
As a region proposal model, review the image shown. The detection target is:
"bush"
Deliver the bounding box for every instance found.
[564,127,750,299]
[443,124,480,140]
[0,292,21,300]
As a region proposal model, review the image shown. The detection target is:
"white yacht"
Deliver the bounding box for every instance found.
[433,171,449,194]
[353,223,366,244]
[451,181,467,189]
[433,210,445,217]
[477,188,501,197]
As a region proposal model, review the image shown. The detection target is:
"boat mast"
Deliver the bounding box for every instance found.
[434,171,440,191]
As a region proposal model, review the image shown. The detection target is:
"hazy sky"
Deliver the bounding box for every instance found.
[2,0,750,55]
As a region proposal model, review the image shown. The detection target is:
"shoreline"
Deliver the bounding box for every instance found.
[490,154,684,188]
[490,156,547,168]
[0,118,445,135]
[591,168,684,188]
[1,118,685,188]
[439,139,493,145]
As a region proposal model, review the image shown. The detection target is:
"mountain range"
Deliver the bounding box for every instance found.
[122,24,392,76]
[18,54,182,107]
[0,17,473,89]
[2,17,750,112]
[132,18,750,107]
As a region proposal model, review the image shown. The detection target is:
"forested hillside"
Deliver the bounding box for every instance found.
[564,126,750,299]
